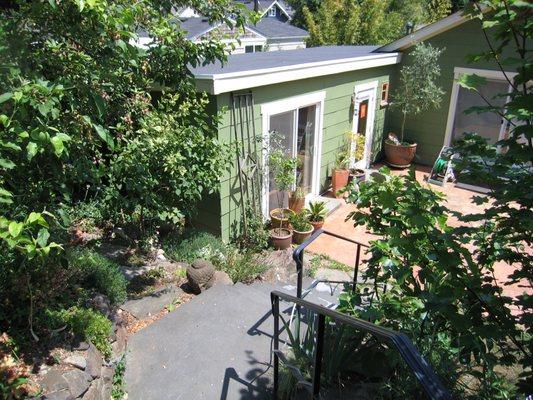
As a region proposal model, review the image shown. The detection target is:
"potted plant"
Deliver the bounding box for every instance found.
[268,149,298,249]
[306,201,327,232]
[349,132,366,182]
[331,146,350,198]
[289,186,306,213]
[386,43,444,168]
[289,211,313,245]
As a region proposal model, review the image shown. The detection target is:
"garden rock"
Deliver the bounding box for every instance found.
[63,369,92,398]
[64,355,87,371]
[211,271,232,287]
[86,344,103,379]
[86,294,111,317]
[186,259,215,294]
[41,369,69,394]
[121,285,182,319]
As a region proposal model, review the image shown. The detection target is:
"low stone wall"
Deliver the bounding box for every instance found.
[39,310,127,400]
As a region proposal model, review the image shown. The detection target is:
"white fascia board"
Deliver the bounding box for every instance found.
[196,52,401,95]
[190,20,267,41]
[378,11,469,52]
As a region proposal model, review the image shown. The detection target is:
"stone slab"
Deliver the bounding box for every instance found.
[121,285,182,319]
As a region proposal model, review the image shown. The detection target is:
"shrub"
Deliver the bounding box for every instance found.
[163,231,229,265]
[47,307,112,358]
[220,249,269,284]
[67,249,127,305]
[233,205,270,252]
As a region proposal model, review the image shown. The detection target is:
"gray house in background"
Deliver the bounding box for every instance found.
[175,1,308,54]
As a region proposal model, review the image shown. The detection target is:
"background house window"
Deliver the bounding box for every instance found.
[245,45,254,53]
[380,82,389,106]
[268,7,276,17]
[255,45,263,52]
[245,45,263,53]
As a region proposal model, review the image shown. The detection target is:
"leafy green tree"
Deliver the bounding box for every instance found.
[344,0,531,397]
[390,43,445,143]
[0,0,245,336]
[427,0,453,22]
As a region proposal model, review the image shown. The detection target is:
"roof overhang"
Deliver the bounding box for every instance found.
[195,52,401,95]
[377,9,482,52]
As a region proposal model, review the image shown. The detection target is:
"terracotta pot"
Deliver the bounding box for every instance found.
[269,228,293,250]
[269,208,295,228]
[384,140,417,168]
[332,169,349,198]
[310,220,324,232]
[288,196,305,213]
[292,224,314,245]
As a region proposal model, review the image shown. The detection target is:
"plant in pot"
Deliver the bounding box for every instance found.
[268,149,298,249]
[289,186,306,214]
[349,132,366,182]
[331,144,350,198]
[305,201,327,232]
[289,211,314,245]
[386,43,444,168]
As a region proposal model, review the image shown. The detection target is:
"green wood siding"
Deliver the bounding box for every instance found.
[210,67,394,240]
[387,18,515,165]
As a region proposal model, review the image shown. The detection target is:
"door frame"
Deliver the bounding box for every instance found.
[443,67,516,148]
[351,81,378,169]
[260,91,326,217]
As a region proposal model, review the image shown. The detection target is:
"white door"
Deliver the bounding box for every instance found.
[351,82,378,169]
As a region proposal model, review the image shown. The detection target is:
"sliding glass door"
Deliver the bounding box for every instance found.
[268,104,317,212]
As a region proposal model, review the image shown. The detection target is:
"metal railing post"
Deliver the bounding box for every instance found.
[271,293,280,399]
[352,243,361,293]
[312,314,326,398]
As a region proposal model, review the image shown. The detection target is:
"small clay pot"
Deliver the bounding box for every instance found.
[292,224,314,245]
[270,208,295,228]
[310,220,324,232]
[269,228,293,250]
[288,196,305,213]
[332,169,349,198]
[349,168,366,183]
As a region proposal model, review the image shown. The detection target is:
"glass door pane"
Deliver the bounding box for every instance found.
[452,79,509,145]
[269,111,295,211]
[296,105,316,195]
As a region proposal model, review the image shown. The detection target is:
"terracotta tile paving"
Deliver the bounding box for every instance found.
[307,164,531,301]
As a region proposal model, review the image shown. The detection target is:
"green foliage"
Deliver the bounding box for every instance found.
[344,168,526,398]
[288,211,312,232]
[427,0,453,23]
[305,201,327,222]
[163,231,229,265]
[111,356,126,400]
[269,148,298,207]
[220,249,268,284]
[233,205,270,253]
[0,0,246,340]
[390,43,445,142]
[47,306,112,358]
[67,248,127,305]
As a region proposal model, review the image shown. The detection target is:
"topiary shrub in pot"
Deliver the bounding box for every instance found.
[268,149,297,249]
[386,43,444,168]
[289,211,314,245]
[305,201,327,232]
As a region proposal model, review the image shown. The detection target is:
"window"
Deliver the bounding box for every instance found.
[245,45,254,53]
[268,7,276,17]
[380,82,389,106]
[254,45,263,52]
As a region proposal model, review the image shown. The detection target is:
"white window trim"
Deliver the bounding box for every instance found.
[351,81,379,169]
[443,67,517,148]
[268,7,277,17]
[260,91,326,217]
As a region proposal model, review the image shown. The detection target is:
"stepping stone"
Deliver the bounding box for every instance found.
[121,286,182,319]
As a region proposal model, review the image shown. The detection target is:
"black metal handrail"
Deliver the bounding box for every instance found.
[271,290,452,400]
[292,228,369,298]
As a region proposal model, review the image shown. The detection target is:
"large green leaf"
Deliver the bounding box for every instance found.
[94,124,115,150]
[457,73,487,91]
[8,221,24,238]
[0,92,13,104]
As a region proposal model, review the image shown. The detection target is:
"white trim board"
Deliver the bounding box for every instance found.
[261,1,292,20]
[195,53,401,95]
[351,81,379,169]
[260,91,326,217]
[377,6,489,52]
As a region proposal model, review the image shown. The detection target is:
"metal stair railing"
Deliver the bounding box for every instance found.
[293,228,370,299]
[271,290,453,400]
